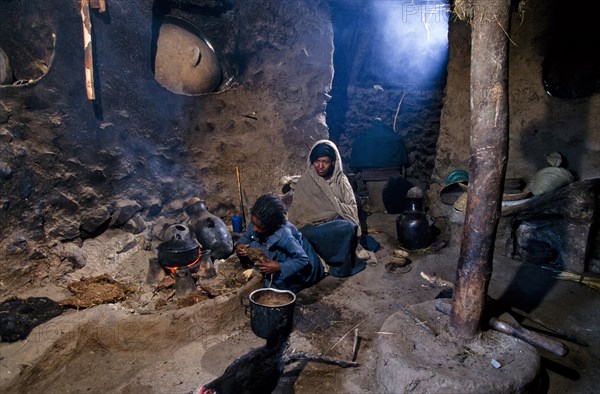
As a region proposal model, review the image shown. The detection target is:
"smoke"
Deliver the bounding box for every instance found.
[371,0,450,83]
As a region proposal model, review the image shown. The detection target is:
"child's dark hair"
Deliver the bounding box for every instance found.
[251,194,287,233]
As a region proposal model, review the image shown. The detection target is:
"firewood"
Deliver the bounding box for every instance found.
[283,351,359,368]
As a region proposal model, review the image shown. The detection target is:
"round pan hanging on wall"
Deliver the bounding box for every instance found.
[153,16,222,95]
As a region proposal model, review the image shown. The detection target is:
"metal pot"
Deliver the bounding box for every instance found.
[242,288,296,339]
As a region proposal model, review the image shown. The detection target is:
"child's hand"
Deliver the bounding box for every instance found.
[236,243,249,257]
[254,259,280,274]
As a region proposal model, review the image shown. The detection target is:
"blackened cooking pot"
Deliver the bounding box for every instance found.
[157,236,201,267]
[242,288,296,339]
[396,197,436,250]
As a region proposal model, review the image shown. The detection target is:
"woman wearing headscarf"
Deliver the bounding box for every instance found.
[287,140,366,277]
[236,194,324,293]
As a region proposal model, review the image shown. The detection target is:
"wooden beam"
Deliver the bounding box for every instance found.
[80,0,95,100]
[89,0,106,13]
[449,0,511,339]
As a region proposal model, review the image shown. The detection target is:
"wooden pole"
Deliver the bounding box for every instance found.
[80,0,95,100]
[235,163,247,229]
[89,0,106,12]
[449,0,511,339]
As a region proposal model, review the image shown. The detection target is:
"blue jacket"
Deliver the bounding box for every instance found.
[237,221,324,293]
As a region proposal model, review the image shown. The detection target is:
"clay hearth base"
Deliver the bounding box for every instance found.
[377,300,541,393]
[0,276,262,393]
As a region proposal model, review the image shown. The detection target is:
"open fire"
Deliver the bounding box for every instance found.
[161,252,202,277]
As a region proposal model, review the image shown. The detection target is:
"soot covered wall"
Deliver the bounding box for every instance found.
[0,0,333,288]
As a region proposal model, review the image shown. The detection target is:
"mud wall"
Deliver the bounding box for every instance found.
[0,0,333,288]
[1,0,599,290]
[429,0,600,268]
[430,0,600,217]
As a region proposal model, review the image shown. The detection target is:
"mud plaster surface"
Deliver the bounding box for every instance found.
[377,300,540,393]
[1,213,599,394]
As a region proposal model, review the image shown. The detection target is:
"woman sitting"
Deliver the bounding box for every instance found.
[235,194,325,293]
[287,140,366,277]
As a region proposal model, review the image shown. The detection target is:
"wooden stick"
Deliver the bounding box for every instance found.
[508,306,589,347]
[395,303,437,336]
[420,271,454,288]
[434,298,569,357]
[484,294,587,348]
[489,318,569,357]
[80,0,95,100]
[393,92,406,133]
[326,318,366,354]
[351,328,360,362]
[89,0,106,12]
[235,163,246,230]
[284,351,359,368]
[166,289,176,301]
[243,189,251,226]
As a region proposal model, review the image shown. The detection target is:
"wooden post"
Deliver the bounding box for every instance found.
[80,0,95,100]
[90,0,107,13]
[449,0,511,339]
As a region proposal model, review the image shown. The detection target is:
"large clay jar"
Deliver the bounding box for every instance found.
[185,198,233,260]
[395,198,436,250]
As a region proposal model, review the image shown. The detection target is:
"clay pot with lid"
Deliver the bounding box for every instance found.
[395,198,436,250]
[157,224,201,267]
[157,238,201,267]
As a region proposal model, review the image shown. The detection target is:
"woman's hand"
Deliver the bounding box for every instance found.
[254,259,280,274]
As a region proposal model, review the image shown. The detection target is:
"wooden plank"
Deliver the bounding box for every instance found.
[80,0,95,100]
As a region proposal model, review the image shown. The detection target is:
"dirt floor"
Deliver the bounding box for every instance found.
[1,212,599,394]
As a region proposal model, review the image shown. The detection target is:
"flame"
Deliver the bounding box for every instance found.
[163,251,201,277]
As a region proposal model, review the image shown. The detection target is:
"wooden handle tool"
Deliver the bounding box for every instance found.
[489,316,569,357]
